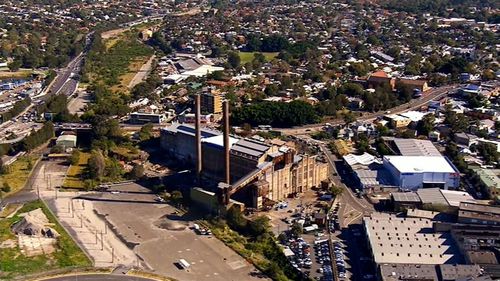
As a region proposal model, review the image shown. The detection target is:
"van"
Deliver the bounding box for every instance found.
[178,259,190,269]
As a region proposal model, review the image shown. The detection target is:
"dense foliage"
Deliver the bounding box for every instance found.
[18,122,55,152]
[382,0,499,21]
[0,97,31,123]
[224,206,307,281]
[231,100,320,127]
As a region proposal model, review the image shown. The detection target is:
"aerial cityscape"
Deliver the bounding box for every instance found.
[0,0,498,281]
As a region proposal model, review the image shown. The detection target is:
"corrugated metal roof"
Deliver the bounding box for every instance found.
[416,188,448,205]
[392,192,421,203]
[393,139,441,156]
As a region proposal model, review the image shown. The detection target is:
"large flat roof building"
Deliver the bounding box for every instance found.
[364,213,461,265]
[383,156,460,190]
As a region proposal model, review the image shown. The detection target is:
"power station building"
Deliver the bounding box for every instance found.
[160,123,329,208]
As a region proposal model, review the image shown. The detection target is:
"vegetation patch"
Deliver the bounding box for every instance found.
[207,206,307,281]
[0,155,39,196]
[63,152,90,189]
[83,31,154,92]
[0,200,91,279]
[238,52,278,64]
[0,70,33,79]
[110,56,152,93]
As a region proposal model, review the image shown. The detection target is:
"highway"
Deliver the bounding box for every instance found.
[0,48,84,145]
[276,85,458,135]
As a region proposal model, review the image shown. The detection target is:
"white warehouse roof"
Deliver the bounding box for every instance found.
[384,156,457,174]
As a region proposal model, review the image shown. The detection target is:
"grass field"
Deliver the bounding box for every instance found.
[0,155,39,196]
[238,52,279,64]
[63,152,90,189]
[0,70,33,79]
[0,200,91,279]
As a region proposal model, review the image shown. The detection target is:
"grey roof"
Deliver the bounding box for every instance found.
[364,213,461,265]
[379,264,438,281]
[459,202,500,215]
[163,123,220,138]
[231,139,270,158]
[355,168,394,187]
[416,188,449,206]
[438,264,482,281]
[392,192,421,203]
[393,138,441,156]
[175,59,201,71]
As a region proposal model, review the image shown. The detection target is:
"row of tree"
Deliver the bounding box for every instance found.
[0,97,31,123]
[231,100,320,127]
[18,122,55,152]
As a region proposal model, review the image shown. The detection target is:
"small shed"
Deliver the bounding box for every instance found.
[56,132,77,148]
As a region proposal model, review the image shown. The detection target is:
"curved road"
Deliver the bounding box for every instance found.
[42,274,155,281]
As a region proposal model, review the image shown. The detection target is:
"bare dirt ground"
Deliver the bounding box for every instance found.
[127,55,155,89]
[18,235,56,257]
[33,161,137,267]
[101,28,129,40]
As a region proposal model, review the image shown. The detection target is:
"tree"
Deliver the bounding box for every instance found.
[130,164,145,180]
[227,51,241,69]
[2,182,11,193]
[249,215,270,237]
[88,150,105,180]
[330,185,344,197]
[416,114,436,136]
[170,190,183,205]
[290,222,303,237]
[7,60,21,72]
[226,205,247,231]
[138,123,153,141]
[342,111,356,125]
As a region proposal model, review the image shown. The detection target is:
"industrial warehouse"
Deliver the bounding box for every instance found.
[160,96,330,209]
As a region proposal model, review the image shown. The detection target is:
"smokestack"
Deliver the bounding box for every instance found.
[223,100,230,184]
[195,94,202,183]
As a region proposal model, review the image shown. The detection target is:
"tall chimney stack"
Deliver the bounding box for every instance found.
[223,100,231,184]
[195,94,202,183]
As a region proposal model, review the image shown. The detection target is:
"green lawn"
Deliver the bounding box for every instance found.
[0,201,91,279]
[63,152,90,189]
[238,52,279,64]
[0,155,39,196]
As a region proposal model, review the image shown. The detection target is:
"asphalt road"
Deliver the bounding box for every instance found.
[276,84,458,135]
[47,54,83,96]
[42,274,155,281]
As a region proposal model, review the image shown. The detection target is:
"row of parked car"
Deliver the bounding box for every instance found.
[314,239,333,281]
[288,237,313,270]
[334,241,347,279]
[328,204,340,233]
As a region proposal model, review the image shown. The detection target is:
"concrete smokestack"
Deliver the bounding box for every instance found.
[195,94,202,183]
[223,100,230,184]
